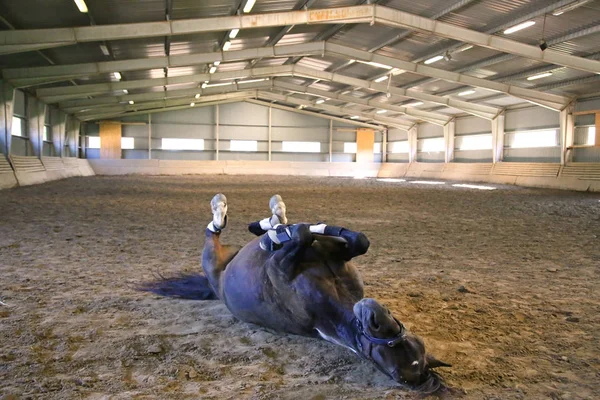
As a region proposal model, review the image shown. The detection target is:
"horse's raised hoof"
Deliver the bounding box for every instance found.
[211,193,228,230]
[269,194,287,225]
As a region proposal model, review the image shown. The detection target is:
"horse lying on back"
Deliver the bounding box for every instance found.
[140,194,451,394]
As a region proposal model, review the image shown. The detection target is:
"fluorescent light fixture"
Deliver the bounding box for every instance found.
[195,93,200,99]
[113,72,122,80]
[424,55,444,65]
[209,66,217,74]
[503,20,535,35]
[214,61,221,66]
[223,41,232,51]
[374,76,389,83]
[128,100,134,105]
[122,89,128,94]
[376,109,387,114]
[456,44,474,52]
[238,78,268,84]
[356,60,392,69]
[527,72,553,81]
[391,68,406,76]
[350,115,360,120]
[453,184,496,190]
[552,0,593,16]
[74,0,88,13]
[99,44,109,55]
[190,102,195,107]
[348,59,356,65]
[458,90,476,96]
[243,0,256,13]
[315,99,325,104]
[406,102,423,107]
[410,181,445,185]
[201,83,208,89]
[205,82,233,88]
[377,178,406,183]
[229,29,240,39]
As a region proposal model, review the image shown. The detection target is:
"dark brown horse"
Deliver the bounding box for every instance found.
[140,194,450,394]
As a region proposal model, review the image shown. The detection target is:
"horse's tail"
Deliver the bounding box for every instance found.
[137,272,218,300]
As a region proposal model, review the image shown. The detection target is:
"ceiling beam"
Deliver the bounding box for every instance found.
[1,5,598,75]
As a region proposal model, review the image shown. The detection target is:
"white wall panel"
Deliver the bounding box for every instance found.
[417,123,443,139]
[505,106,559,131]
[456,115,491,135]
[220,102,268,126]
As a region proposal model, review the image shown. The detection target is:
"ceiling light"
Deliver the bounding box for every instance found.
[190,102,195,107]
[122,89,128,94]
[205,82,234,88]
[406,102,423,107]
[243,0,256,13]
[348,59,356,65]
[214,61,221,66]
[356,60,393,69]
[229,29,240,39]
[424,55,444,65]
[374,76,389,83]
[223,41,232,51]
[73,0,88,13]
[201,83,208,89]
[391,68,406,76]
[527,72,553,81]
[128,100,134,105]
[503,21,535,35]
[238,78,268,84]
[113,72,122,80]
[456,44,473,52]
[458,90,476,96]
[315,99,325,104]
[209,66,217,74]
[195,93,200,99]
[350,115,360,120]
[552,0,593,16]
[376,110,387,114]
[99,44,109,56]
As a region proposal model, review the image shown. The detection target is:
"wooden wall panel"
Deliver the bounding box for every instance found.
[99,121,122,159]
[356,128,374,163]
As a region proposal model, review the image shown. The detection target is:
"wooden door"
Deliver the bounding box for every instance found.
[356,128,374,163]
[99,121,122,159]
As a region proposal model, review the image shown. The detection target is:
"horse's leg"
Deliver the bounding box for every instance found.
[264,223,313,282]
[310,225,370,261]
[202,194,242,295]
[248,194,288,236]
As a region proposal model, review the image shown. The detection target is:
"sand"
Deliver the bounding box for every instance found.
[1,175,599,400]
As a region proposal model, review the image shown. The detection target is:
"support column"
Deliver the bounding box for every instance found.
[560,104,575,165]
[215,105,219,161]
[0,80,15,157]
[268,106,272,161]
[27,97,47,158]
[408,125,418,163]
[382,129,387,163]
[51,109,66,158]
[148,113,152,159]
[80,122,87,158]
[491,112,505,163]
[65,115,80,157]
[443,120,455,163]
[329,120,333,162]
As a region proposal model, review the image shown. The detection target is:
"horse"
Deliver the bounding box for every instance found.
[139,194,451,394]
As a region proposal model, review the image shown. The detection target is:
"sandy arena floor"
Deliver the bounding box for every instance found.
[1,175,599,400]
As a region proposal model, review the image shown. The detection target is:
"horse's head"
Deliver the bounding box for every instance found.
[353,298,450,393]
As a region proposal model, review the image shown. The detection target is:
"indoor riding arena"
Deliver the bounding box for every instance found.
[1,1,599,399]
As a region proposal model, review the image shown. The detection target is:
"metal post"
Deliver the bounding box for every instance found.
[491,113,505,163]
[560,104,574,166]
[382,129,387,163]
[443,120,455,163]
[268,106,272,161]
[215,104,219,161]
[329,119,333,162]
[408,125,418,164]
[148,113,152,159]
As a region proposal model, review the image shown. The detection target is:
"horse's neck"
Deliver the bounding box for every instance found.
[315,305,360,354]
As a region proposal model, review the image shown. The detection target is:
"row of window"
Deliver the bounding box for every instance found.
[12,116,52,141]
[86,127,596,153]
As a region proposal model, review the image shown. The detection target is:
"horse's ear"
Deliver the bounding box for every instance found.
[426,354,451,369]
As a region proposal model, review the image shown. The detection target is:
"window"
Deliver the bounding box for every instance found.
[162,138,204,150]
[389,141,409,153]
[12,116,23,137]
[459,134,492,151]
[511,129,557,148]
[344,142,357,153]
[282,141,320,153]
[88,136,101,149]
[230,140,257,152]
[121,137,135,149]
[421,137,445,152]
[43,125,51,142]
[587,127,596,146]
[373,143,382,154]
